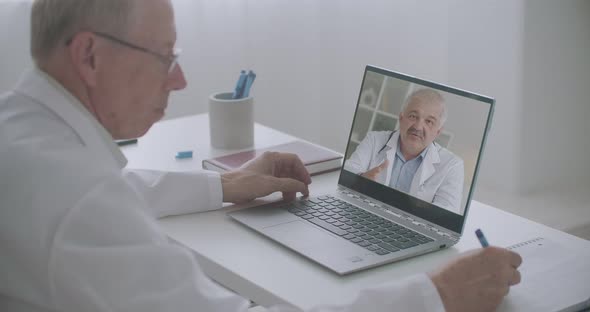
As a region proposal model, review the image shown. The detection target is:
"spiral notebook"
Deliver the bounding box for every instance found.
[497,237,590,312]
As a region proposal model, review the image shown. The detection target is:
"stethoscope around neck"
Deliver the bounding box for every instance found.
[378,130,398,154]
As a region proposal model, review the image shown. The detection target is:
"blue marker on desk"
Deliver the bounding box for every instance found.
[175,150,193,159]
[232,70,247,99]
[475,228,489,247]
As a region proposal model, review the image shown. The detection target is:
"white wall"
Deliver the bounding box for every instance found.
[243,0,451,157]
[0,0,32,92]
[521,0,590,192]
[165,0,248,119]
[446,1,525,193]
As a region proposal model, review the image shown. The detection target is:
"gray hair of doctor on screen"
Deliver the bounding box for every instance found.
[400,88,448,127]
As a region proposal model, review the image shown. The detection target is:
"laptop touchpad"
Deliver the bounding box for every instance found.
[262,220,350,251]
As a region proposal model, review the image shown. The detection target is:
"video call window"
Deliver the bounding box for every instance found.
[343,70,491,216]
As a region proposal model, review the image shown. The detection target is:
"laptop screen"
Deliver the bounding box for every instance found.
[339,65,494,233]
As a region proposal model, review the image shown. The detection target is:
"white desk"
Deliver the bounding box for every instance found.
[122,114,590,310]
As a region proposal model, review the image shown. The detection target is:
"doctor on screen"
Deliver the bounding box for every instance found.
[345,89,464,213]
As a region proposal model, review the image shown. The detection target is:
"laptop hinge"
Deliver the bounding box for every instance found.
[337,187,460,242]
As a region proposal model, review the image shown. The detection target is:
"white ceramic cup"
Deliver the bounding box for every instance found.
[208,92,254,149]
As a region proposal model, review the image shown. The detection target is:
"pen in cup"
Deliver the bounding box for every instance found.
[242,70,256,98]
[232,70,247,99]
[475,228,489,247]
[231,69,256,99]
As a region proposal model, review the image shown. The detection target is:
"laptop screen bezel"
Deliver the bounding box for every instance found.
[337,65,495,234]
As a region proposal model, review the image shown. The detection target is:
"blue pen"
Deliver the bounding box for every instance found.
[116,138,138,146]
[475,228,489,247]
[242,70,256,98]
[232,70,247,99]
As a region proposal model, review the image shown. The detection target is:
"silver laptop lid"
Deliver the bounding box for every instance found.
[339,65,495,235]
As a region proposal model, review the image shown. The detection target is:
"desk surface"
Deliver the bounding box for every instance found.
[123,114,590,310]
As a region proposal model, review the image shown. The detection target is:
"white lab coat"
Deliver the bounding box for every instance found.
[345,131,464,214]
[0,69,445,312]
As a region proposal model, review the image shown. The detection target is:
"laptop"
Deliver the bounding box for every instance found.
[229,65,495,275]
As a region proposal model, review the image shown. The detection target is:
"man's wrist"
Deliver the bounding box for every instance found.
[220,171,238,203]
[428,271,452,312]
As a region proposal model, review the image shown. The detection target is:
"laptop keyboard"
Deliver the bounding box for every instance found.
[282,195,434,256]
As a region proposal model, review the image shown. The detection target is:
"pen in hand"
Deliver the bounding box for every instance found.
[475,228,489,247]
[116,138,138,146]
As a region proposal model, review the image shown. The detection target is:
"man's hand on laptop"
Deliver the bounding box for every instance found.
[361,159,389,181]
[428,246,523,312]
[221,152,312,204]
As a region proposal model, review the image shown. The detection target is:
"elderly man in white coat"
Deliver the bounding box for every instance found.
[345,89,464,213]
[0,0,522,311]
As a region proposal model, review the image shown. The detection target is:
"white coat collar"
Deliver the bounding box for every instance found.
[13,68,127,168]
[409,142,441,194]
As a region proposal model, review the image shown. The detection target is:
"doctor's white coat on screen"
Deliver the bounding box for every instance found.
[0,69,446,311]
[344,131,464,214]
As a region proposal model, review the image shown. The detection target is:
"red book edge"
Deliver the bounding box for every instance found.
[202,140,342,175]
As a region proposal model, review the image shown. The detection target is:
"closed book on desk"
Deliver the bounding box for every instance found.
[202,140,343,175]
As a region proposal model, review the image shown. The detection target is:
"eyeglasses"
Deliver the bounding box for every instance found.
[68,31,181,73]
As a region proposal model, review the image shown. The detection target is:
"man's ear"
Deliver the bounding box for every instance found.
[67,32,99,87]
[436,126,443,137]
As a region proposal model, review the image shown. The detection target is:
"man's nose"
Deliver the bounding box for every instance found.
[414,118,426,129]
[168,64,188,91]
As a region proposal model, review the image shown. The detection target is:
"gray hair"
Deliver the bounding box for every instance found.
[400,88,447,127]
[30,0,137,64]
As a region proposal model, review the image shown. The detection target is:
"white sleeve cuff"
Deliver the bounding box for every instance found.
[206,170,223,209]
[382,273,445,312]
[342,273,446,312]
[121,169,225,217]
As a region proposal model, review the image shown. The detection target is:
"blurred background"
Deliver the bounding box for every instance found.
[1,0,589,239]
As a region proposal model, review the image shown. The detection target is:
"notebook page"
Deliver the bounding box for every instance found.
[497,237,590,312]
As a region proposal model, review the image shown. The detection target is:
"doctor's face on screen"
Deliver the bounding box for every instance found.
[398,90,444,158]
[91,0,187,139]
